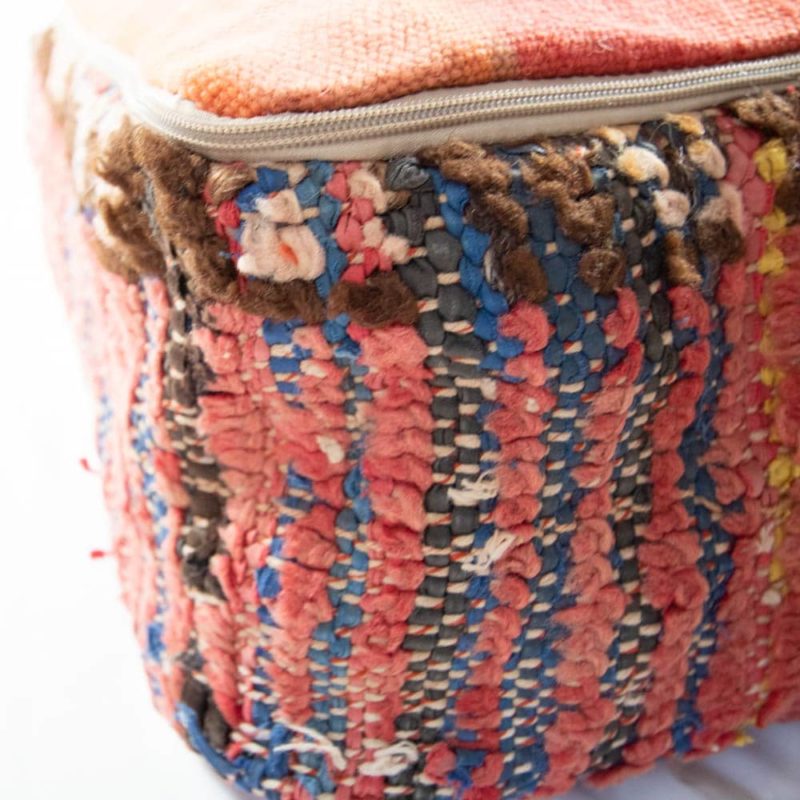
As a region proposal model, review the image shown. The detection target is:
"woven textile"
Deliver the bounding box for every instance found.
[33,35,800,800]
[68,0,800,116]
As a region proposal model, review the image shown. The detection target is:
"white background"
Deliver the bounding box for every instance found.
[1,3,798,799]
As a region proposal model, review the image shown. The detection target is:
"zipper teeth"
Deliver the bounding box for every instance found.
[126,52,800,150]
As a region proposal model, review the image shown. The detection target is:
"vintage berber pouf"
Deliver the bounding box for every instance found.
[31,1,800,797]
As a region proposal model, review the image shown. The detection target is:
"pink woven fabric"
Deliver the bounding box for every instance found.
[70,0,800,117]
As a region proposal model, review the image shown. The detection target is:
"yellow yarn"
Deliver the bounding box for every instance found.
[754,139,788,184]
[758,151,793,612]
[763,208,787,233]
[767,454,794,489]
[757,245,785,275]
[760,366,779,387]
[769,555,785,584]
[734,731,754,748]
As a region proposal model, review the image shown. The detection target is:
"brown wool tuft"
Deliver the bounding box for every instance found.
[480,192,530,241]
[328,272,419,327]
[419,140,540,303]
[427,152,512,194]
[240,279,327,323]
[95,196,165,276]
[732,93,800,221]
[523,150,594,198]
[695,201,745,264]
[90,238,140,284]
[180,245,240,301]
[95,119,147,198]
[776,167,800,217]
[663,231,703,288]
[206,162,259,205]
[578,247,627,294]
[132,127,209,198]
[419,141,513,197]
[92,119,165,279]
[522,151,614,247]
[731,93,800,142]
[125,124,251,306]
[85,118,341,322]
[556,194,616,248]
[501,246,549,303]
[418,140,487,163]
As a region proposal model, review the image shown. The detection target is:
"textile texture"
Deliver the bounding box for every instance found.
[32,41,800,800]
[68,0,800,116]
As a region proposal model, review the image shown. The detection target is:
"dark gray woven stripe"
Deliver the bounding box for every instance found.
[163,264,232,751]
[590,229,678,770]
[387,178,489,799]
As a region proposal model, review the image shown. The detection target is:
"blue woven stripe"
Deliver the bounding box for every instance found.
[317,315,373,761]
[671,179,735,755]
[247,192,371,796]
[498,153,584,792]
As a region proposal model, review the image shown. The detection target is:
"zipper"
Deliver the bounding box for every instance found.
[59,17,800,162]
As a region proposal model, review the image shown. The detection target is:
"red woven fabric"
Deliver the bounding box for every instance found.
[71,0,800,117]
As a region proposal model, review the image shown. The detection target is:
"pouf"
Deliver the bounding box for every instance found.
[31,2,800,797]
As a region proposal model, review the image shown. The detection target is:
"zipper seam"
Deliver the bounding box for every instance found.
[125,54,800,148]
[56,15,800,152]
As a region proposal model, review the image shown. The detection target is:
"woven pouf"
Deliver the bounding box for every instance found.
[31,4,800,798]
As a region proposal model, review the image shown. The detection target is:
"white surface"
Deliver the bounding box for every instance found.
[1,4,799,799]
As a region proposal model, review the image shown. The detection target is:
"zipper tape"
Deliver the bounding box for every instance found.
[57,14,800,162]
